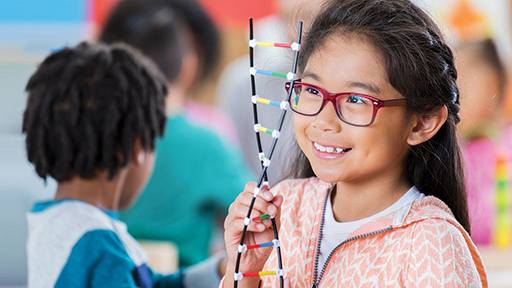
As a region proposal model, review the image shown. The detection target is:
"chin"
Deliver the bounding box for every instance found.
[311,167,343,184]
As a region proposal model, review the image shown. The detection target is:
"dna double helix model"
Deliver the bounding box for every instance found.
[233,18,303,288]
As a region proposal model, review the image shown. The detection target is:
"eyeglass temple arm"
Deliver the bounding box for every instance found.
[381,99,407,107]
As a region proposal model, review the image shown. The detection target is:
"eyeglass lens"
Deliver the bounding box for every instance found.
[289,84,374,126]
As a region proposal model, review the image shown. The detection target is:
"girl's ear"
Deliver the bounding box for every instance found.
[407,106,448,146]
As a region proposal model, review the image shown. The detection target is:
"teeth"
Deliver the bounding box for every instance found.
[314,142,349,154]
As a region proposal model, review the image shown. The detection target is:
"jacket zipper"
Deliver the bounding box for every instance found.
[310,187,394,288]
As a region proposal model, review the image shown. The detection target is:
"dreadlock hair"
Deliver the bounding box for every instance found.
[22,41,168,182]
[99,0,220,84]
[287,0,471,233]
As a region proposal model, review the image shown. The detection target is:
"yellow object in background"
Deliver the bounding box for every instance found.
[494,154,512,249]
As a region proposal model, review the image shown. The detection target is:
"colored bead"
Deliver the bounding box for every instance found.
[242,271,278,277]
[252,214,270,222]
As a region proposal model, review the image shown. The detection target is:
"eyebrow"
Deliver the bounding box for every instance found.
[347,81,381,95]
[302,71,382,95]
[301,71,320,81]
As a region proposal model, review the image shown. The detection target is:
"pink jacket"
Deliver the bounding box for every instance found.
[235,177,487,287]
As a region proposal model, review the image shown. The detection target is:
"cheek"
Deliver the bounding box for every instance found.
[293,115,310,145]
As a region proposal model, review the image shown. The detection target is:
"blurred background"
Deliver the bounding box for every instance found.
[1,0,512,287]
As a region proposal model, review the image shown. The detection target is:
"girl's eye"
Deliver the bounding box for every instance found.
[305,87,321,95]
[347,95,367,104]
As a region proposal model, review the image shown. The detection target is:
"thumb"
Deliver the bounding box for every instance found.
[284,277,291,288]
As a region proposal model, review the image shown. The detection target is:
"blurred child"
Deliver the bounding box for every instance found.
[457,39,506,141]
[23,42,223,287]
[222,0,487,286]
[457,38,510,246]
[99,0,255,267]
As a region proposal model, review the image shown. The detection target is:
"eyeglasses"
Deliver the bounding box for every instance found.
[285,81,407,127]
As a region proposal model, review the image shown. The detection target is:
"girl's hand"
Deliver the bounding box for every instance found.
[223,182,284,288]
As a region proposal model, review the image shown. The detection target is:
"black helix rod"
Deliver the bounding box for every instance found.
[234,18,303,288]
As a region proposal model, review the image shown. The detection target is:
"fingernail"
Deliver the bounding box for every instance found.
[267,204,276,214]
[256,224,265,230]
[263,191,272,201]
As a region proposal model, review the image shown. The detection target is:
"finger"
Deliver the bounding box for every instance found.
[244,193,278,218]
[243,181,257,193]
[271,194,284,231]
[284,277,291,288]
[228,218,267,234]
[228,192,265,218]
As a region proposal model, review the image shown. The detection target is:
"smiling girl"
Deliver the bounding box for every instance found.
[222,0,487,287]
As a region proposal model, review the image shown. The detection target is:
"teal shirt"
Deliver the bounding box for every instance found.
[120,113,255,266]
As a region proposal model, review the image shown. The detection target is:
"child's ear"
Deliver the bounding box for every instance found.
[131,138,145,166]
[407,106,448,146]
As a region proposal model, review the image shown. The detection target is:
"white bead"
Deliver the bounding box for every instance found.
[280,101,289,110]
[244,217,252,226]
[272,239,281,248]
[272,130,281,138]
[263,158,271,167]
[291,42,300,51]
[249,39,257,48]
[249,67,257,75]
[238,244,247,253]
[253,186,261,197]
[276,269,284,277]
[253,123,261,132]
[251,95,259,103]
[234,272,244,281]
[286,72,296,81]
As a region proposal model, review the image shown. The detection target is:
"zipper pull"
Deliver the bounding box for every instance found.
[310,284,317,288]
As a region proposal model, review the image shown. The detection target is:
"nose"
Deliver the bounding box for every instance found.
[311,101,342,133]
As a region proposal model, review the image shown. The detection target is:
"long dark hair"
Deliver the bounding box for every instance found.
[287,0,470,233]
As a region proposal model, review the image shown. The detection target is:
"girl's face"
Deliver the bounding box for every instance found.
[294,34,413,185]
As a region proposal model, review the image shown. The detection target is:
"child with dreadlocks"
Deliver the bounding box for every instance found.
[23,42,222,288]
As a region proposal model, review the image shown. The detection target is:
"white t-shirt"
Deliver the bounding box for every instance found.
[318,186,425,269]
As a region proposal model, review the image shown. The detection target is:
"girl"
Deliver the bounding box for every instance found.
[222,0,487,287]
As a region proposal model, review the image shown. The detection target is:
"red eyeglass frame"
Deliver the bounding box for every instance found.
[285,81,408,127]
